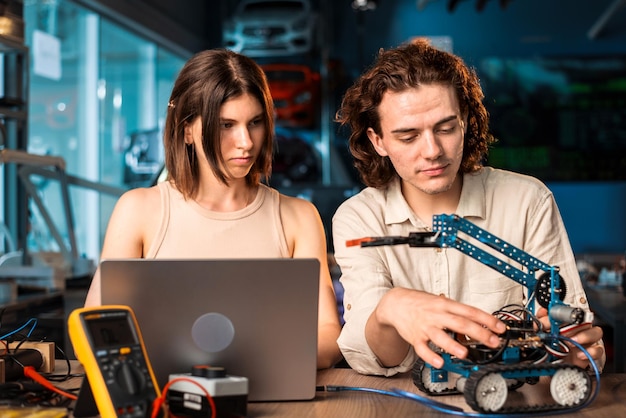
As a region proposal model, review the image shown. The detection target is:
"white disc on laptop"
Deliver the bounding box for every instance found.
[191,312,235,353]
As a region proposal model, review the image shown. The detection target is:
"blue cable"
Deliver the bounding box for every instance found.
[0,318,38,340]
[323,384,465,411]
[324,336,601,417]
[390,336,601,416]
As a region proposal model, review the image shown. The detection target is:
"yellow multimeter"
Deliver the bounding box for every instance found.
[68,305,161,418]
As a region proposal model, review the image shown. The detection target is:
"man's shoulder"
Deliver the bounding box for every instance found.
[336,186,387,212]
[342,187,387,206]
[474,167,549,191]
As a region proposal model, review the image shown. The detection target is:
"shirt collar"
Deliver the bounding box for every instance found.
[383,170,487,226]
[384,178,416,226]
[457,169,486,220]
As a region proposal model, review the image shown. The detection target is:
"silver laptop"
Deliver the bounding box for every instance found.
[99,258,320,401]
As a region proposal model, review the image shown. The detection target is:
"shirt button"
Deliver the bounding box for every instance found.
[436,248,442,253]
[346,304,352,311]
[579,297,587,304]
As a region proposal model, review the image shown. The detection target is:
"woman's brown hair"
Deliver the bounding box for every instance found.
[164,49,275,198]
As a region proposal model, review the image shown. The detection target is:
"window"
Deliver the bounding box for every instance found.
[22,0,185,269]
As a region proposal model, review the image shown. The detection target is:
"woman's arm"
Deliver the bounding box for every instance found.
[280,195,343,369]
[84,187,159,307]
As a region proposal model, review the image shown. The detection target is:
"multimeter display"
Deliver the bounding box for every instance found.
[86,314,138,348]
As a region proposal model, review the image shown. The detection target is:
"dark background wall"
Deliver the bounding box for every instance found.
[74,0,223,54]
[78,1,626,71]
[82,0,626,255]
[330,0,626,72]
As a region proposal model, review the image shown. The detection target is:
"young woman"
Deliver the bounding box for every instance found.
[85,49,342,369]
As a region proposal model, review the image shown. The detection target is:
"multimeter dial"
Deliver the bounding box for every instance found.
[97,346,152,393]
[116,359,147,395]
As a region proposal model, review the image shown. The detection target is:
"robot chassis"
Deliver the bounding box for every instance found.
[352,214,596,414]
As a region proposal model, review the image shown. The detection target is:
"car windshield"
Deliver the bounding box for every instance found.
[243,1,305,13]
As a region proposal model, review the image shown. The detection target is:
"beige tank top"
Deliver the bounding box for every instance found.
[145,182,290,259]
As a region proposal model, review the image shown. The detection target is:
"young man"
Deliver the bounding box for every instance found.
[332,39,605,376]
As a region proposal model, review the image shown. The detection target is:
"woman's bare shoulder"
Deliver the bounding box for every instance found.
[116,184,162,210]
[107,185,163,231]
[278,192,319,219]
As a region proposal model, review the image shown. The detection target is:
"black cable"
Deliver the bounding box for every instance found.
[46,344,76,383]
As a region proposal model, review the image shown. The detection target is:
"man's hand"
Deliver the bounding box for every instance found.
[536,307,605,371]
[366,287,507,369]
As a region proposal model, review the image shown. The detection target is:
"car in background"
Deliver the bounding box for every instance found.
[271,129,320,187]
[262,63,321,128]
[223,0,317,57]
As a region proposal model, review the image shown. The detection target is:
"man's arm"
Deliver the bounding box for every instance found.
[366,287,506,369]
[333,196,506,374]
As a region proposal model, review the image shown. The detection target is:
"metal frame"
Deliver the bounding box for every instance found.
[1,149,126,277]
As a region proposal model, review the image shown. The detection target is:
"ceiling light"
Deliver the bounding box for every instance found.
[352,0,377,11]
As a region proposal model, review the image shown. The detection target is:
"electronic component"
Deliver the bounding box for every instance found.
[5,341,56,373]
[352,213,595,413]
[68,305,160,418]
[0,348,43,382]
[168,365,248,418]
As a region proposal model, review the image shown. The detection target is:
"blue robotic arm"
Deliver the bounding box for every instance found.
[353,213,584,329]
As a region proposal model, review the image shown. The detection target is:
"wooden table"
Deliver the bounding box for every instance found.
[56,362,626,417]
[584,284,626,372]
[248,368,625,418]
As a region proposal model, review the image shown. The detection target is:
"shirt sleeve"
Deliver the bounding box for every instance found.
[523,188,591,312]
[332,172,605,374]
[332,196,416,376]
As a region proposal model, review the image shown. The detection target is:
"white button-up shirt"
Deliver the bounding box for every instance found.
[332,167,591,376]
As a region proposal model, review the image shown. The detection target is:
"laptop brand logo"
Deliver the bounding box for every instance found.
[191,312,235,352]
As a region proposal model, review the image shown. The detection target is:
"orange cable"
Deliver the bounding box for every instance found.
[151,376,216,418]
[23,366,78,400]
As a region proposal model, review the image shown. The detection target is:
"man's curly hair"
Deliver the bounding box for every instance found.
[336,39,496,188]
